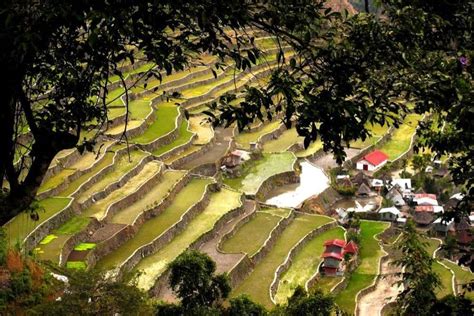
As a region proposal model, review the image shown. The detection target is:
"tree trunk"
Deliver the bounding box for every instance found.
[0,131,78,226]
[365,0,370,13]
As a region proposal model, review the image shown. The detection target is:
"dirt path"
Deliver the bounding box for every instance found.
[357,259,402,316]
[181,127,233,169]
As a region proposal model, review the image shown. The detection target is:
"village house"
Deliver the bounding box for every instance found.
[379,207,401,221]
[356,183,373,198]
[356,150,389,171]
[386,186,406,207]
[433,217,455,235]
[321,239,358,276]
[414,211,435,226]
[413,193,438,206]
[351,171,371,187]
[389,178,412,196]
[221,149,251,169]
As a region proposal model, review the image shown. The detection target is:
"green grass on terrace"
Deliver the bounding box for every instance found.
[39,234,58,245]
[131,102,179,144]
[107,106,127,120]
[350,122,390,149]
[55,217,91,235]
[377,113,421,160]
[231,214,334,308]
[60,152,115,197]
[106,87,126,107]
[74,242,96,251]
[95,177,212,271]
[81,161,162,220]
[67,261,87,270]
[75,150,149,204]
[152,120,194,157]
[424,238,454,299]
[223,152,296,195]
[313,276,343,294]
[38,168,76,194]
[129,99,152,120]
[441,259,474,300]
[275,226,345,305]
[220,208,290,256]
[4,197,72,244]
[263,128,303,153]
[132,188,242,291]
[110,170,186,225]
[295,139,323,158]
[235,121,281,149]
[335,221,390,314]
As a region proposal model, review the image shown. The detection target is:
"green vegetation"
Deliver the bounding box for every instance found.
[231,214,334,308]
[350,122,390,149]
[223,152,296,195]
[132,102,179,144]
[110,170,186,224]
[39,234,57,245]
[132,188,242,291]
[152,120,194,157]
[275,226,345,304]
[441,260,474,300]
[235,121,281,149]
[378,114,421,160]
[38,168,76,194]
[66,261,87,270]
[96,178,213,271]
[55,217,91,235]
[295,139,323,158]
[4,197,72,243]
[220,208,290,256]
[335,221,390,313]
[262,128,302,153]
[313,276,343,294]
[74,242,96,251]
[433,261,454,298]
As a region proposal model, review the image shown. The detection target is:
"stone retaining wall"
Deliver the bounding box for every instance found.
[255,170,300,201]
[87,173,194,267]
[79,153,155,211]
[257,123,287,145]
[156,133,198,162]
[117,182,217,279]
[37,143,116,200]
[149,195,246,296]
[60,218,102,266]
[100,164,164,222]
[44,149,82,183]
[23,199,78,252]
[182,66,274,110]
[269,221,338,302]
[138,107,184,152]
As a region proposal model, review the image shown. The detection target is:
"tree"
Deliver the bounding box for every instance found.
[280,286,335,316]
[227,295,267,316]
[392,220,441,315]
[442,234,458,260]
[412,154,432,174]
[168,250,231,311]
[212,0,473,220]
[0,0,279,224]
[428,294,473,316]
[32,269,151,315]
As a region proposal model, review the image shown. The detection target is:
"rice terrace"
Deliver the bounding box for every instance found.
[1,0,472,315]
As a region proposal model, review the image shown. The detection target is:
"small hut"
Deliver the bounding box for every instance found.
[356,183,372,198]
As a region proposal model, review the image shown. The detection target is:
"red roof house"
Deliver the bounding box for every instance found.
[356,150,389,171]
[321,239,358,276]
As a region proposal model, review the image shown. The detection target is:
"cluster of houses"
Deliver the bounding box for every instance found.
[336,149,473,247]
[320,239,358,276]
[220,149,251,176]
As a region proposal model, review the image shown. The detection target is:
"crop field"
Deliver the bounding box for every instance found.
[6,32,436,312]
[231,214,334,308]
[132,188,242,291]
[275,226,345,304]
[223,152,296,195]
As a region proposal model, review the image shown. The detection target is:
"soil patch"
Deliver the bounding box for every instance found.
[90,223,126,243]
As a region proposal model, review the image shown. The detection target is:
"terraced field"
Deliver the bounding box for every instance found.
[231,214,334,308]
[335,221,390,314]
[275,226,345,304]
[132,188,242,291]
[4,32,432,312]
